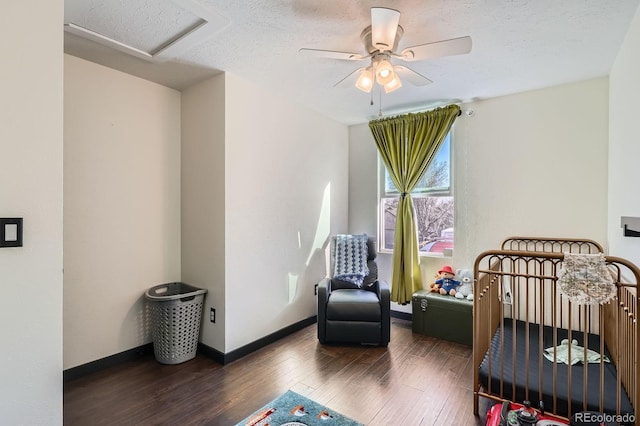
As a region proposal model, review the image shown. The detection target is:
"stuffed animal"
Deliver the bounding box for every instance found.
[436,265,460,296]
[455,268,474,301]
[429,278,441,293]
[429,271,443,292]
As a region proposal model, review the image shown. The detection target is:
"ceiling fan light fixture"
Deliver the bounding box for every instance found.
[384,75,402,93]
[375,58,395,84]
[355,67,374,93]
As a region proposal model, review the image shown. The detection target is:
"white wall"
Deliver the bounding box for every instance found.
[181,73,348,353]
[455,78,609,267]
[187,72,338,356]
[609,5,640,266]
[348,78,610,306]
[181,74,227,352]
[223,74,349,351]
[348,124,379,234]
[0,1,63,423]
[64,55,182,369]
[64,63,348,360]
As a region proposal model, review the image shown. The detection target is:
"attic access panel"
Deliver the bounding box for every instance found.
[64,0,229,62]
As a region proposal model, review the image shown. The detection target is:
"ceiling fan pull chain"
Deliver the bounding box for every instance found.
[378,89,383,117]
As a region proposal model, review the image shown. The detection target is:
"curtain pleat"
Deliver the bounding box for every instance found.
[369,104,460,304]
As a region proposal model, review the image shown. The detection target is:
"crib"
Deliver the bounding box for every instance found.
[472,236,640,423]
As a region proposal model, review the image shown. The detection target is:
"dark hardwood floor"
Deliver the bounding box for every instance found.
[64,319,491,425]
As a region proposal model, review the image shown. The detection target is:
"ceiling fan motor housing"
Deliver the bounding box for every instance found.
[360,25,404,54]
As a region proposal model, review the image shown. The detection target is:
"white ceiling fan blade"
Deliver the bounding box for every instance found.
[400,36,472,61]
[299,48,366,60]
[394,66,433,86]
[333,68,365,88]
[371,7,400,51]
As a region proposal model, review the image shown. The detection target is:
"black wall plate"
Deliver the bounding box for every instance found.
[0,218,23,247]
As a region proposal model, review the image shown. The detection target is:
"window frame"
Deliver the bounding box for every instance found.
[377,131,455,258]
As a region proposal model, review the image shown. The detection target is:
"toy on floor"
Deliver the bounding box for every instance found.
[455,268,474,301]
[485,400,570,426]
[435,265,460,296]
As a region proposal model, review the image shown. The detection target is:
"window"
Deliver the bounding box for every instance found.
[379,132,454,256]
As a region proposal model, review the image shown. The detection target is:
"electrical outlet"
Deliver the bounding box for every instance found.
[210,307,216,323]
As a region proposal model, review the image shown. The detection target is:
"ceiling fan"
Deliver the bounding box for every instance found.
[299,7,472,94]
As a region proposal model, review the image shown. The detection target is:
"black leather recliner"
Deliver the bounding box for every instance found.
[317,236,390,346]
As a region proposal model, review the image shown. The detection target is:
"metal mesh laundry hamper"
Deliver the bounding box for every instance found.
[144,282,207,365]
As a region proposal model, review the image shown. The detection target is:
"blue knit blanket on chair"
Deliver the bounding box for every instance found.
[333,234,369,287]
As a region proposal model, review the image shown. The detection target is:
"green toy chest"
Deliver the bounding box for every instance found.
[411,290,473,345]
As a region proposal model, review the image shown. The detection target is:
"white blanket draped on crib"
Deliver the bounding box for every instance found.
[543,338,610,365]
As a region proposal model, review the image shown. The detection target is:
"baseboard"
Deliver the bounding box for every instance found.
[197,341,225,364]
[63,343,153,382]
[199,315,318,365]
[391,310,412,321]
[64,316,319,380]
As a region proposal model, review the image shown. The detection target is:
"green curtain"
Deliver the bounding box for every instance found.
[369,104,460,304]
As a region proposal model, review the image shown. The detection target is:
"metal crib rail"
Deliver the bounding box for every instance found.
[473,248,640,422]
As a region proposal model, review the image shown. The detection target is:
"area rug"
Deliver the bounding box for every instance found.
[236,390,363,426]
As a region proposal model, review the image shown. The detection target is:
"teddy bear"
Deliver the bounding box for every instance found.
[435,265,460,296]
[455,268,474,301]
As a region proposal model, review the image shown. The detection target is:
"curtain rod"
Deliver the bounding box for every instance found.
[368,104,474,122]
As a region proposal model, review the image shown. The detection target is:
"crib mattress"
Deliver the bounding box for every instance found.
[478,318,633,418]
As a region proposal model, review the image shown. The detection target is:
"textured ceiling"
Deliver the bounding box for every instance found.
[64,0,640,125]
